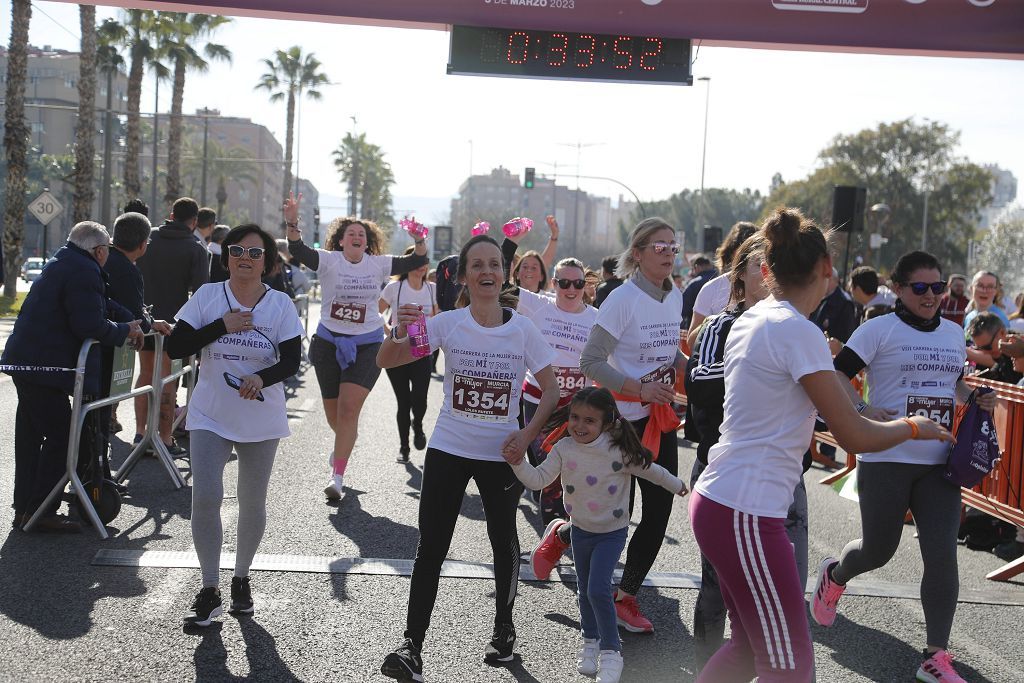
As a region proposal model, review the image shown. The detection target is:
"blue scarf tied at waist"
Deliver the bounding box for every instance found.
[316,322,384,371]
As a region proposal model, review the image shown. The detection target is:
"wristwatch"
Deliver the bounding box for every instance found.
[390,326,408,343]
[855,400,868,414]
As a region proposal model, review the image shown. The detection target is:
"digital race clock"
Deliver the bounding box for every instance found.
[448,26,693,85]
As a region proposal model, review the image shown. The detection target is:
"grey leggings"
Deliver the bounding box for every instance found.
[690,458,809,671]
[190,429,279,587]
[832,460,961,649]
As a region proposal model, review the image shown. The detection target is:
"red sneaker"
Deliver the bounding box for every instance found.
[530,519,569,580]
[615,593,654,633]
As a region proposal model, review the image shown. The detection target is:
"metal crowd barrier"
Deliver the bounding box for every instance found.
[22,333,196,538]
[292,293,310,363]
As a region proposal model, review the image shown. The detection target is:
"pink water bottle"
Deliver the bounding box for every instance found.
[502,217,533,238]
[471,221,490,236]
[408,310,430,358]
[400,216,429,240]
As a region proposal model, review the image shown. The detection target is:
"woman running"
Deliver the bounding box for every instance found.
[504,388,688,683]
[811,250,996,683]
[284,195,428,500]
[690,210,952,683]
[507,215,560,293]
[166,224,303,626]
[377,234,559,683]
[578,217,686,634]
[379,246,438,462]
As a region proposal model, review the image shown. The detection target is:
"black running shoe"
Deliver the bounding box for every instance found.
[397,446,410,463]
[413,429,427,451]
[229,576,254,615]
[381,638,424,682]
[483,623,516,664]
[184,586,222,627]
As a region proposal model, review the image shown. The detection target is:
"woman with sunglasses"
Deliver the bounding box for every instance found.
[377,234,559,682]
[576,217,687,634]
[166,224,304,626]
[812,250,995,683]
[284,194,428,501]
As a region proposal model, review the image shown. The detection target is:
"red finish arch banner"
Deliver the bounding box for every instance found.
[83,0,1023,59]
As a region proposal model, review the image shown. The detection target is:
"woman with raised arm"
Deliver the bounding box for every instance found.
[284,194,428,500]
[690,210,953,683]
[577,217,687,634]
[377,234,559,683]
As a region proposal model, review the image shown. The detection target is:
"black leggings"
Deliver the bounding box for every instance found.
[385,356,431,448]
[405,448,524,647]
[619,415,679,596]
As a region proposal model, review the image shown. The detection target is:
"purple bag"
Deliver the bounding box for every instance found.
[944,387,999,489]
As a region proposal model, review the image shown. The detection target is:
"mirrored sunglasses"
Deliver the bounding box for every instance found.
[647,241,680,255]
[227,245,266,259]
[908,281,946,296]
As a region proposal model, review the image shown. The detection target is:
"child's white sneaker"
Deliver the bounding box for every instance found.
[597,650,623,683]
[577,637,599,675]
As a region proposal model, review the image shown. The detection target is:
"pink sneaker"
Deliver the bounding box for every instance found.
[530,519,569,580]
[614,593,654,633]
[917,650,967,683]
[811,557,846,627]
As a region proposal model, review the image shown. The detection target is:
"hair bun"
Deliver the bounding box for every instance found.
[763,208,802,249]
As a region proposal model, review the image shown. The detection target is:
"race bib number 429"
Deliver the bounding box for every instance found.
[906,395,954,429]
[452,374,512,422]
[330,301,366,324]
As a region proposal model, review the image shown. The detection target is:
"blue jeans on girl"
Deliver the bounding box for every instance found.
[572,525,628,651]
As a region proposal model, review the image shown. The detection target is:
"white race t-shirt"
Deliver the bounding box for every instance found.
[846,314,965,465]
[176,282,305,442]
[517,287,598,403]
[693,273,732,318]
[426,308,555,461]
[695,298,835,518]
[380,280,436,328]
[316,250,392,335]
[595,279,683,421]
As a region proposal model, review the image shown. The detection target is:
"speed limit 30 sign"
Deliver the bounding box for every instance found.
[28,190,64,226]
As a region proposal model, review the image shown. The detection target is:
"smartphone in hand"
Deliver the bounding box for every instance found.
[223,371,265,401]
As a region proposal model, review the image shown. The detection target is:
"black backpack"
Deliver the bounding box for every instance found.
[435,254,462,312]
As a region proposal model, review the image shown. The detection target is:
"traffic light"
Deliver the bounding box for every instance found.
[524,167,535,189]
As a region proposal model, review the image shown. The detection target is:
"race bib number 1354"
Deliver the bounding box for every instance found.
[452,374,513,422]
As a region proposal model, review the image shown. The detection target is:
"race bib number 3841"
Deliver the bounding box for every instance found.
[906,395,954,429]
[452,374,512,422]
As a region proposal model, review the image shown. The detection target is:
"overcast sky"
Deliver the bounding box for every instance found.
[6,2,1023,224]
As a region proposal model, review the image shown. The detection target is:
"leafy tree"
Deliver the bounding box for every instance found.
[976,216,1024,298]
[255,47,329,200]
[622,187,764,255]
[762,119,993,273]
[158,12,232,202]
[3,0,32,297]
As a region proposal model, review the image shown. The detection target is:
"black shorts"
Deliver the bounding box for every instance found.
[308,334,383,398]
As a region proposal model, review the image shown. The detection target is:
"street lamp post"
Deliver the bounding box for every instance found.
[869,203,891,272]
[558,141,602,258]
[696,76,711,253]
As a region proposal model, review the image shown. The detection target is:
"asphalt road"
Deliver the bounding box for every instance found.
[0,307,1022,683]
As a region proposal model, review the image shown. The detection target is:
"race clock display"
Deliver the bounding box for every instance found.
[448,26,692,85]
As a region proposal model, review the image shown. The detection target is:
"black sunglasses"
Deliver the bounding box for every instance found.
[907,281,946,296]
[556,278,586,290]
[227,245,266,259]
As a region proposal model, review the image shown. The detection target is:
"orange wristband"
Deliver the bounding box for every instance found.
[901,417,919,440]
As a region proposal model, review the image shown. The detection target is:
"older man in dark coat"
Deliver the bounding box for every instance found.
[2,221,142,532]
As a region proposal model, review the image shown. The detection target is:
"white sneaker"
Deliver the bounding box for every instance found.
[597,650,623,683]
[577,637,599,675]
[324,474,344,501]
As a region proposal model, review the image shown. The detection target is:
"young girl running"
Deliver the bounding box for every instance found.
[503,387,687,683]
[690,209,953,682]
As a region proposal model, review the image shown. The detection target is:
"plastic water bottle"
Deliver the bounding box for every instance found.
[408,310,430,358]
[400,216,429,240]
[471,221,490,236]
[502,217,534,238]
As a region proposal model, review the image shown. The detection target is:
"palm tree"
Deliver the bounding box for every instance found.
[332,133,396,229]
[333,132,368,216]
[95,23,126,226]
[159,12,232,202]
[72,4,97,223]
[255,47,329,200]
[182,139,259,217]
[3,0,32,298]
[104,9,161,200]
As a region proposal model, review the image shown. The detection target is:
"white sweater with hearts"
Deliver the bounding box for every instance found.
[511,432,685,534]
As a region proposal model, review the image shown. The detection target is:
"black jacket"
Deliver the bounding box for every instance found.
[104,247,152,333]
[2,243,133,395]
[811,286,858,343]
[136,220,210,321]
[594,277,623,308]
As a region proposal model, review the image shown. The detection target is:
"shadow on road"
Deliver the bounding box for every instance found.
[189,617,303,681]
